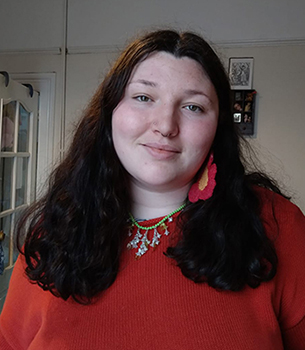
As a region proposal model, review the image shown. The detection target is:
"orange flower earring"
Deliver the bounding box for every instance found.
[188,153,217,203]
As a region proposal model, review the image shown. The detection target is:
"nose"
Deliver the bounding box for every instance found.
[152,104,179,138]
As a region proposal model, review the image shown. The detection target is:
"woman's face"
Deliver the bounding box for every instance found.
[112,51,219,192]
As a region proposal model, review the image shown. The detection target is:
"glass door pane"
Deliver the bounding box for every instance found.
[0,215,11,269]
[17,103,30,152]
[1,101,16,152]
[13,211,23,264]
[0,158,14,211]
[16,157,28,207]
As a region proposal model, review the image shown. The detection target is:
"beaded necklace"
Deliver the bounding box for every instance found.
[127,203,186,258]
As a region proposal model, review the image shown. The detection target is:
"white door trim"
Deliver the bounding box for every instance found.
[11,73,56,196]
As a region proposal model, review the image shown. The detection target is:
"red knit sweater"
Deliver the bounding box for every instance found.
[1,189,305,349]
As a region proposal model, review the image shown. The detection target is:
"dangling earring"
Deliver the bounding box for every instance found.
[188,152,217,203]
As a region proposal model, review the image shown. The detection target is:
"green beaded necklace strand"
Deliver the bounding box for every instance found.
[128,203,186,258]
[129,203,186,230]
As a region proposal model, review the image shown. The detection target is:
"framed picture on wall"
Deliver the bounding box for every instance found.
[229,57,254,90]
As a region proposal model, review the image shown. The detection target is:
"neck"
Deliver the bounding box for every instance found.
[130,182,190,220]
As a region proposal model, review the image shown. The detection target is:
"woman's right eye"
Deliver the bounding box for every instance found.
[135,95,151,102]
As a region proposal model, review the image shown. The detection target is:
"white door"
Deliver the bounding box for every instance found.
[0,74,39,312]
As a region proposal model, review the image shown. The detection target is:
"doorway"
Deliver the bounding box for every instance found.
[0,74,39,311]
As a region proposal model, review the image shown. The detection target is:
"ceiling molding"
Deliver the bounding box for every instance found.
[68,38,305,54]
[214,37,305,48]
[67,45,121,55]
[0,48,61,55]
[1,38,305,56]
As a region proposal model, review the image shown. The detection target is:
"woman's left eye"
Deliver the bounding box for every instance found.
[185,105,203,113]
[135,95,151,102]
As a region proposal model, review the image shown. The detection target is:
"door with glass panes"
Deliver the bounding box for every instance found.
[0,74,38,311]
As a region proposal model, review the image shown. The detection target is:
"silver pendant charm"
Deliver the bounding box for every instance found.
[127,221,171,258]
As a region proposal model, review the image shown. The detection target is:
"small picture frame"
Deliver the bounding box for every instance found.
[233,113,242,123]
[234,91,242,101]
[229,57,254,90]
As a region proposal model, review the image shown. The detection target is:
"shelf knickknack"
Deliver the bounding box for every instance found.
[231,90,256,136]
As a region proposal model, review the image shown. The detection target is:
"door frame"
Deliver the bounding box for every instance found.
[11,73,57,195]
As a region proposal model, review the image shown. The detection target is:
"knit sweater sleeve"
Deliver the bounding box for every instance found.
[0,255,46,350]
[0,332,14,350]
[263,192,305,349]
[282,318,305,350]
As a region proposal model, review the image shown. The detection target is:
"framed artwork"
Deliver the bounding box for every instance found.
[229,58,254,90]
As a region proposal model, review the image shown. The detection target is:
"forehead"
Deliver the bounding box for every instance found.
[129,51,208,84]
[127,51,217,103]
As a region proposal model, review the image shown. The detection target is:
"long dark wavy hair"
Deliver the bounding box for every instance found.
[17,30,283,303]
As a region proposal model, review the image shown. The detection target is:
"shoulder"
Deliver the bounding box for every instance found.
[255,186,305,263]
[255,185,303,215]
[0,255,53,348]
[256,187,305,341]
[255,186,305,236]
[254,187,305,286]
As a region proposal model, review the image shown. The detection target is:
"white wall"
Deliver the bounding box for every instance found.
[0,0,304,212]
[67,0,305,47]
[0,0,65,51]
[65,51,118,140]
[221,44,305,211]
[2,0,304,51]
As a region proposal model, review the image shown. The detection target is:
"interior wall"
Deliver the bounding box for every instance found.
[65,51,119,142]
[1,0,305,52]
[0,0,65,51]
[0,0,304,213]
[220,44,305,211]
[67,0,305,48]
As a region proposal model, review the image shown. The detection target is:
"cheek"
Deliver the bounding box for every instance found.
[188,119,218,151]
[112,104,144,139]
[112,106,132,142]
[112,117,128,167]
[112,109,126,156]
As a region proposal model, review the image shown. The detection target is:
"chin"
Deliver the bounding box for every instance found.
[136,175,190,192]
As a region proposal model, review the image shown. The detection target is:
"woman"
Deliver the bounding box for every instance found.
[1,30,305,349]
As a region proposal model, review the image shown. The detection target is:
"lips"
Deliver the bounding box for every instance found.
[141,142,180,153]
[140,142,181,160]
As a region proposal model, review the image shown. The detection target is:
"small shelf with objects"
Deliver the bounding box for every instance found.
[228,57,256,136]
[231,90,256,136]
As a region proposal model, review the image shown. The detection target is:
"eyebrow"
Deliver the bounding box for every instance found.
[129,79,157,87]
[184,89,214,104]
